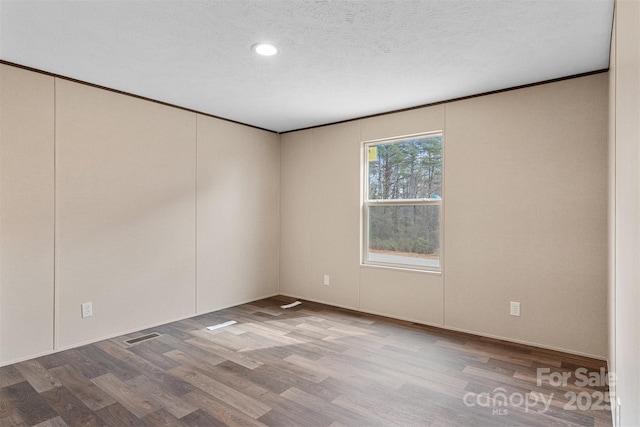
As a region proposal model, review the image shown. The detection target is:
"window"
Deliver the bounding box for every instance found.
[363,133,442,271]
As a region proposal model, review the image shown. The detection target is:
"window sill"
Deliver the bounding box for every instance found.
[359,262,442,276]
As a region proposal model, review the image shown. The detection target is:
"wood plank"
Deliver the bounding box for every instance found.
[168,364,271,419]
[95,402,147,427]
[280,387,376,426]
[2,381,59,426]
[125,374,198,419]
[49,364,117,411]
[246,387,335,427]
[178,408,228,427]
[186,333,264,370]
[40,386,105,427]
[127,340,180,371]
[119,352,196,397]
[14,360,61,393]
[157,333,227,365]
[56,349,110,380]
[0,365,26,388]
[141,408,188,427]
[0,387,28,426]
[93,339,134,361]
[32,416,70,427]
[91,373,161,418]
[183,389,268,427]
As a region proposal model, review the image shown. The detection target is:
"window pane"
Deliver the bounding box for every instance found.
[368,136,442,200]
[367,204,440,269]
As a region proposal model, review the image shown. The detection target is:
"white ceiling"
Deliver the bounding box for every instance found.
[0,0,613,133]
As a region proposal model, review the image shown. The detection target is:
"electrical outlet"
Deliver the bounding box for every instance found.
[323,275,330,286]
[510,301,520,317]
[81,302,93,318]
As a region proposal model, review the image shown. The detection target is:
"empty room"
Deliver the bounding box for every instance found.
[0,0,638,426]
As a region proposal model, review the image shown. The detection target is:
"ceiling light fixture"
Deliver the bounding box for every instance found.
[252,43,278,56]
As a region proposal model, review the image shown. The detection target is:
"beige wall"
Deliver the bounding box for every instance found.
[55,79,197,349]
[610,0,640,425]
[0,64,279,365]
[0,64,55,362]
[309,122,362,308]
[445,75,608,356]
[278,122,365,310]
[197,115,280,313]
[280,74,608,358]
[280,130,313,299]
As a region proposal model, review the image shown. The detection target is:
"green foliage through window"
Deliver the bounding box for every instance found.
[369,205,440,255]
[368,136,442,200]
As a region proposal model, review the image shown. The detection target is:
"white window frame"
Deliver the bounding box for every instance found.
[362,131,443,272]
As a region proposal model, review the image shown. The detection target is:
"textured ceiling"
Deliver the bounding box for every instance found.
[0,0,613,133]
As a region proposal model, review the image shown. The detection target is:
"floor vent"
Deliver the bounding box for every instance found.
[124,332,160,345]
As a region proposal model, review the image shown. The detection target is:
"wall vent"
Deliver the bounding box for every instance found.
[124,332,160,345]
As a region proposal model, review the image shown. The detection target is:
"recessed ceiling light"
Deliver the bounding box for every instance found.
[252,43,278,56]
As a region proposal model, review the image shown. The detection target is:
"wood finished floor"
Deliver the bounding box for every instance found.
[0,296,612,427]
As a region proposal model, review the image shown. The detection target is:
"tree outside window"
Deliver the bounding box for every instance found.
[364,134,442,271]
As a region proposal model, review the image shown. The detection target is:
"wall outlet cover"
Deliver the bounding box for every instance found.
[510,301,520,317]
[81,302,93,318]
